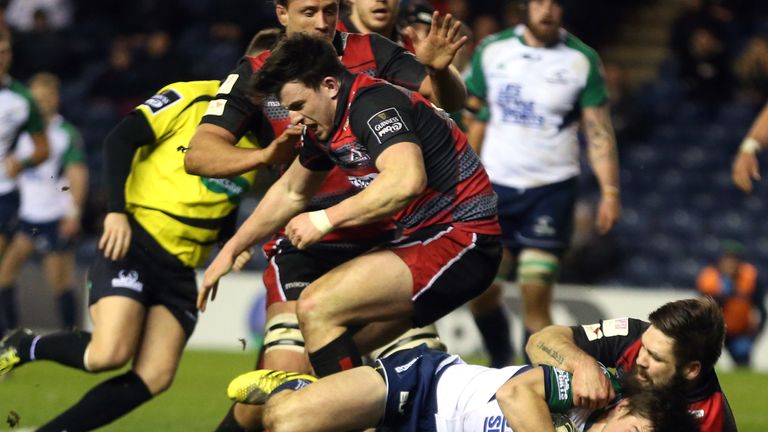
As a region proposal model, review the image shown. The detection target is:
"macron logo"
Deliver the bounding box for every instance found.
[111,270,144,292]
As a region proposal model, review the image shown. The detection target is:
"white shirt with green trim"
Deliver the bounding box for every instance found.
[465,26,608,189]
[16,114,83,223]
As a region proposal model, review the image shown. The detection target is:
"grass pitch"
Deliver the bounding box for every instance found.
[0,350,766,431]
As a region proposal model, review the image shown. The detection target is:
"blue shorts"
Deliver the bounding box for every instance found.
[375,344,462,432]
[493,177,578,255]
[18,219,74,253]
[0,190,19,237]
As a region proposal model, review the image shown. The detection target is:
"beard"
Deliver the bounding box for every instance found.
[527,20,560,44]
[621,364,687,393]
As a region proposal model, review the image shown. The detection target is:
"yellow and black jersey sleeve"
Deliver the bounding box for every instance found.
[135,80,222,142]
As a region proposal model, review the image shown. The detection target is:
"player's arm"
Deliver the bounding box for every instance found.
[496,367,556,432]
[198,157,328,310]
[7,99,50,177]
[464,95,488,154]
[732,103,768,193]
[184,61,299,177]
[582,105,621,234]
[59,131,88,239]
[526,324,614,410]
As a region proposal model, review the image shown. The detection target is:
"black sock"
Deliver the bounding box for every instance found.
[0,284,18,330]
[523,328,534,364]
[215,404,248,432]
[474,305,513,368]
[26,330,91,370]
[308,330,362,377]
[37,371,152,432]
[56,289,77,328]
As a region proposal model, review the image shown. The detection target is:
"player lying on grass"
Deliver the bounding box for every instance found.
[225,344,698,432]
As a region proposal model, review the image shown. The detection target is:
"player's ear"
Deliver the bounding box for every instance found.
[680,360,702,381]
[276,4,290,26]
[323,76,340,99]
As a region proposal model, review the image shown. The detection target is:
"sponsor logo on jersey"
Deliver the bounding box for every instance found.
[347,173,378,189]
[111,270,144,292]
[554,367,571,401]
[398,391,410,414]
[394,356,421,373]
[205,99,227,117]
[143,89,182,114]
[601,318,630,337]
[284,281,310,290]
[482,415,511,432]
[367,108,408,144]
[689,409,705,419]
[201,176,250,203]
[219,74,239,95]
[546,69,570,85]
[496,84,545,127]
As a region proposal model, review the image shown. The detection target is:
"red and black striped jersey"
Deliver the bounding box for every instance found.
[335,14,416,54]
[300,72,500,236]
[201,31,428,244]
[571,318,737,432]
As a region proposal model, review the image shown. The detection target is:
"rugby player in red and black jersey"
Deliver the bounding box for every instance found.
[527,297,738,432]
[337,0,415,52]
[198,33,501,381]
[186,2,468,431]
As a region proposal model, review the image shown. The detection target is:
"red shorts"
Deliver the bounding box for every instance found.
[387,225,502,326]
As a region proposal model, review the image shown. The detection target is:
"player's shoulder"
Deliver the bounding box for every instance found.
[7,78,34,102]
[578,318,648,341]
[477,26,519,51]
[562,32,601,64]
[140,80,219,116]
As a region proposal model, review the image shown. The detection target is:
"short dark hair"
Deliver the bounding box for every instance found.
[250,33,346,100]
[649,297,725,372]
[245,28,283,56]
[273,0,340,7]
[624,387,699,432]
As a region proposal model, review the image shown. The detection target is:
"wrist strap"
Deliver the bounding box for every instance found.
[308,210,334,235]
[740,137,761,154]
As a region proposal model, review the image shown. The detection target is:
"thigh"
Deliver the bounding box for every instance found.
[0,190,19,239]
[148,261,199,340]
[88,296,146,362]
[389,226,502,326]
[301,249,414,324]
[517,178,578,254]
[132,304,187,394]
[266,366,386,432]
[0,233,35,285]
[43,251,75,291]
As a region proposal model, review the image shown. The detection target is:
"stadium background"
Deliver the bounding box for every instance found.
[2,0,768,430]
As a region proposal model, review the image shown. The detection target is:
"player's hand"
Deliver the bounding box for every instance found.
[98,212,131,261]
[732,151,761,193]
[4,156,23,179]
[285,212,326,249]
[406,12,468,72]
[262,125,303,166]
[233,248,254,271]
[198,249,235,312]
[58,216,81,240]
[595,195,621,234]
[571,360,615,410]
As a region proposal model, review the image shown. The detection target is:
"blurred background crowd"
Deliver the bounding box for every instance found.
[2,0,768,349]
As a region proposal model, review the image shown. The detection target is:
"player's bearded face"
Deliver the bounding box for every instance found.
[527,0,562,44]
[630,326,680,389]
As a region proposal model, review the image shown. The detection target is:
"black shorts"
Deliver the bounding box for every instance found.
[87,220,198,338]
[0,190,19,237]
[264,237,385,306]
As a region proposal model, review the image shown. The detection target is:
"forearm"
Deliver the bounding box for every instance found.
[499,386,555,432]
[66,164,89,212]
[743,105,768,150]
[584,109,620,194]
[28,133,50,166]
[526,326,590,371]
[424,66,467,112]
[185,127,267,177]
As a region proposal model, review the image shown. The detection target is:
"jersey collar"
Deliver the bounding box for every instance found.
[330,70,355,137]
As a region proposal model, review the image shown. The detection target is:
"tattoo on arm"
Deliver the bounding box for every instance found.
[584,116,617,164]
[536,341,564,365]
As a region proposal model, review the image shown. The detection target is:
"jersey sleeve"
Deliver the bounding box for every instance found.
[60,121,86,166]
[135,82,191,140]
[541,365,576,413]
[21,88,45,134]
[570,318,649,367]
[465,41,488,101]
[199,58,263,139]
[368,33,426,91]
[564,36,608,108]
[348,85,422,162]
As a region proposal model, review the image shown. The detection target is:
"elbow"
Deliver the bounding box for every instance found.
[399,175,427,203]
[183,150,204,175]
[525,328,547,360]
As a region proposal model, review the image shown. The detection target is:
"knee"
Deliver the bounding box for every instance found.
[517,249,559,289]
[296,292,323,329]
[135,366,177,395]
[85,344,134,371]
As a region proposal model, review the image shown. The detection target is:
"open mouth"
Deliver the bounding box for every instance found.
[371,7,391,21]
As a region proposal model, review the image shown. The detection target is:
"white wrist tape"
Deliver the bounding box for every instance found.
[308,210,334,235]
[740,137,762,154]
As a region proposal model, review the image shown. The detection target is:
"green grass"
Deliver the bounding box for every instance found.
[0,350,766,431]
